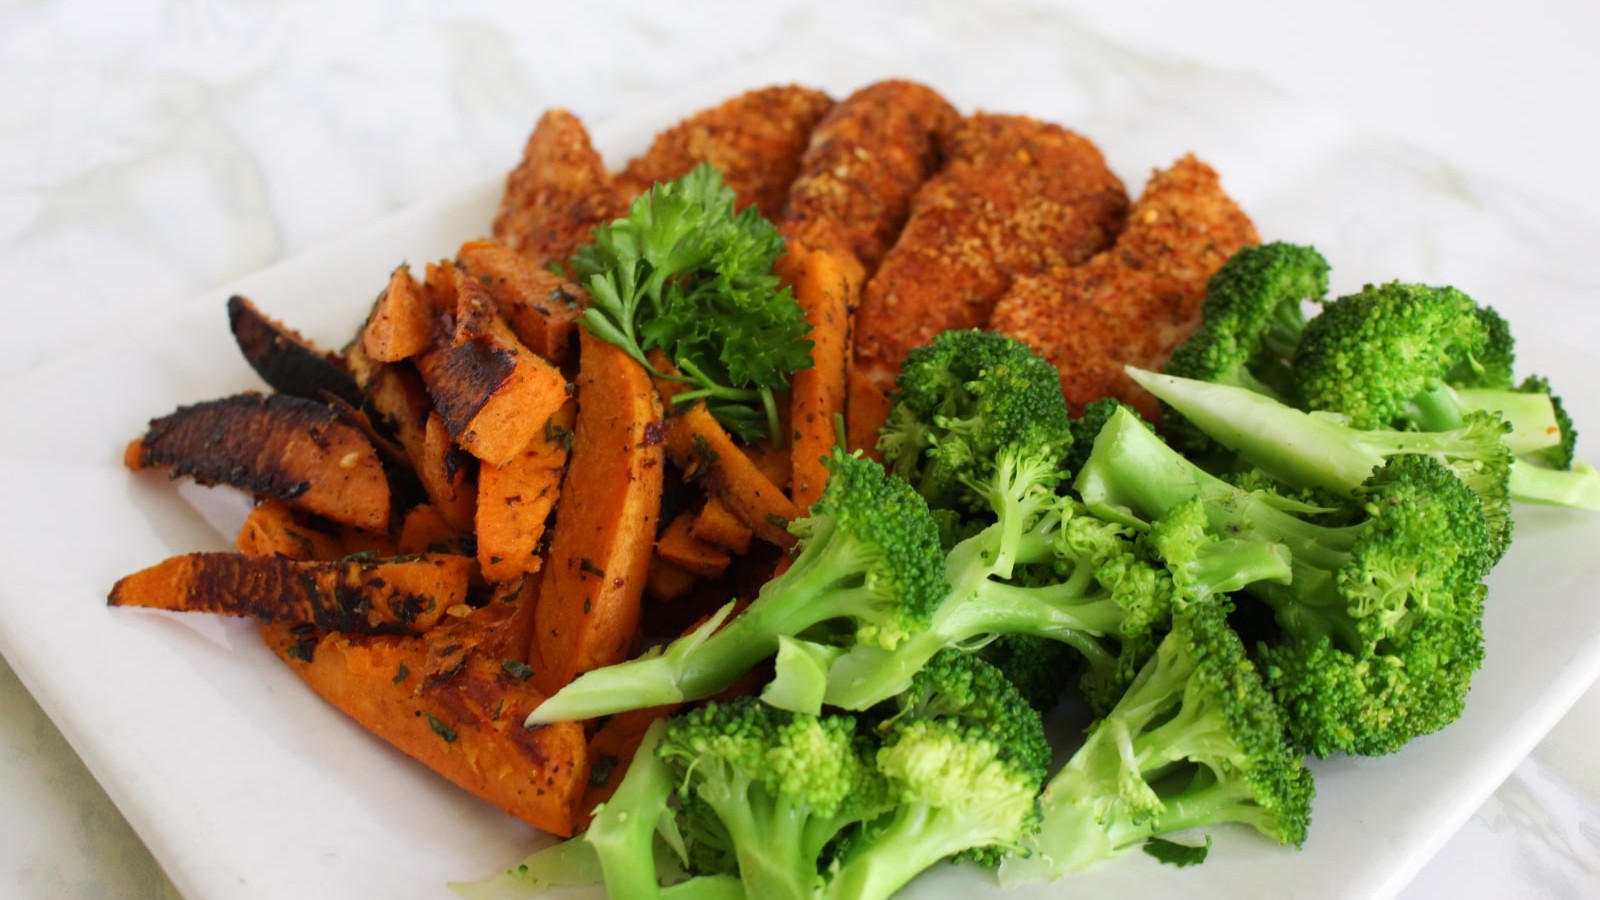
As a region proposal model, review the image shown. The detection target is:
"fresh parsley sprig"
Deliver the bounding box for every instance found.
[569,164,813,443]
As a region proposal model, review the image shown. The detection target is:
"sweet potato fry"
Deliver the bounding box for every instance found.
[457,239,585,366]
[494,109,624,267]
[236,499,346,561]
[396,503,467,556]
[263,622,588,836]
[109,551,470,634]
[654,512,732,579]
[360,264,440,363]
[786,248,860,511]
[532,332,665,693]
[126,392,391,533]
[418,412,476,533]
[227,295,364,407]
[645,555,700,604]
[476,399,576,583]
[692,496,753,555]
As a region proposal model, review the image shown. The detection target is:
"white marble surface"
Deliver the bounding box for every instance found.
[1,1,1597,897]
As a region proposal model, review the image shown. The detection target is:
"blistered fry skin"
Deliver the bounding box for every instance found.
[614,85,834,219]
[847,113,1129,448]
[494,109,624,266]
[990,154,1260,419]
[779,79,959,272]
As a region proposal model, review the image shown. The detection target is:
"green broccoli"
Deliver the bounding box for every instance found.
[1076,405,1492,756]
[999,599,1313,883]
[877,328,1074,516]
[1293,281,1563,453]
[978,634,1077,711]
[525,449,948,724]
[1161,242,1329,450]
[659,698,890,900]
[825,656,1050,898]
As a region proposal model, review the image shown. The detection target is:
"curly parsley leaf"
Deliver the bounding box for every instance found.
[570,164,813,442]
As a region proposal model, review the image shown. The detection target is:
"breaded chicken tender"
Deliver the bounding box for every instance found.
[493,109,625,267]
[846,113,1129,451]
[614,85,834,219]
[990,154,1259,420]
[779,80,960,272]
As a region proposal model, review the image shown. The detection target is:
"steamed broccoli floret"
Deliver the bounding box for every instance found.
[1293,282,1563,451]
[527,450,947,724]
[659,698,889,900]
[1075,405,1492,756]
[826,657,1050,898]
[979,634,1077,711]
[1161,242,1329,450]
[1000,599,1313,883]
[1128,366,1517,563]
[878,329,1074,516]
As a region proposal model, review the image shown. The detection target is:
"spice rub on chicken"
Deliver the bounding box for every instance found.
[614,85,834,219]
[494,109,625,267]
[778,79,960,272]
[990,153,1259,421]
[846,113,1130,451]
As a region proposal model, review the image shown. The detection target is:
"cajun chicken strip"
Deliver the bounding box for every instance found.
[990,153,1259,420]
[778,79,960,272]
[494,109,625,267]
[847,113,1129,450]
[614,84,834,219]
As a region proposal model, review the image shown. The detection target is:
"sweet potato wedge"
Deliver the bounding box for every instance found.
[263,622,588,836]
[109,551,470,634]
[419,412,477,533]
[692,495,754,555]
[532,332,665,693]
[228,295,364,407]
[126,392,391,533]
[236,499,345,561]
[661,403,797,549]
[457,239,584,366]
[414,292,571,468]
[476,399,576,584]
[785,249,860,511]
[360,264,440,363]
[654,511,732,579]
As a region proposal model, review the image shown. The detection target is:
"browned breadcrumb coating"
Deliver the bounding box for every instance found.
[990,153,1259,420]
[614,85,835,219]
[493,109,624,267]
[845,113,1129,447]
[778,79,960,272]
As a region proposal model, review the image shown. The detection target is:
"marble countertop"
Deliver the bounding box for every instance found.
[2,1,1597,897]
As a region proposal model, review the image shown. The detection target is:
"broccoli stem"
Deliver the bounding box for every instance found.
[1443,386,1561,455]
[823,807,990,900]
[584,719,678,900]
[1510,458,1600,510]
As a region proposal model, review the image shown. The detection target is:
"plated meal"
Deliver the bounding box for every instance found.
[103,77,1600,899]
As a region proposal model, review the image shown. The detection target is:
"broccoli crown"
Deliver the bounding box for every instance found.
[1519,374,1577,470]
[978,633,1077,712]
[660,698,888,899]
[880,329,1074,512]
[1294,281,1504,430]
[1006,599,1312,883]
[885,649,1053,779]
[1164,241,1329,397]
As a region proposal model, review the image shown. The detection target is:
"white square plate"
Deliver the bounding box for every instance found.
[2,41,1599,900]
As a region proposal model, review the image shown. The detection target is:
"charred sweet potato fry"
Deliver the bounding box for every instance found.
[779,80,959,273]
[126,392,391,533]
[662,402,797,549]
[494,109,624,267]
[476,399,576,584]
[360,264,441,364]
[615,85,834,219]
[227,295,364,407]
[532,332,665,693]
[109,551,470,634]
[414,331,569,468]
[418,412,477,533]
[457,239,585,366]
[263,621,589,837]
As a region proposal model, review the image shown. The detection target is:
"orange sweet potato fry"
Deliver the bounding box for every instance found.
[786,248,861,511]
[126,392,391,533]
[360,264,440,363]
[263,621,588,836]
[532,332,666,693]
[415,319,571,468]
[109,551,471,634]
[236,499,346,561]
[692,496,754,556]
[476,399,576,583]
[419,412,477,533]
[654,512,732,579]
[457,239,585,366]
